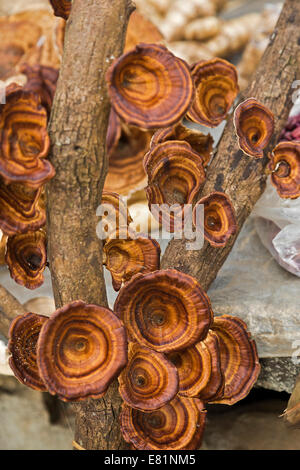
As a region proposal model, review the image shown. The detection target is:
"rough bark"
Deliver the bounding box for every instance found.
[46,0,134,450]
[162,0,300,290]
[0,285,25,339]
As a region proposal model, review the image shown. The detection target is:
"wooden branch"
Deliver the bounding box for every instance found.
[162,0,300,290]
[0,285,25,339]
[46,0,134,450]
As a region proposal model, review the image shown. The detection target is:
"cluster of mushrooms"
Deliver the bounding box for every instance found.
[4,0,300,451]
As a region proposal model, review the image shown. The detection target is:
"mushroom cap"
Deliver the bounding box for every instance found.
[198,331,225,402]
[106,108,122,157]
[268,141,300,199]
[105,123,152,196]
[20,64,59,118]
[5,230,47,290]
[211,314,260,405]
[0,84,55,188]
[119,342,178,411]
[114,269,213,353]
[125,11,164,52]
[100,190,132,240]
[8,312,48,391]
[167,330,223,400]
[0,179,45,236]
[151,122,214,167]
[234,98,275,158]
[193,191,237,247]
[120,396,206,450]
[103,227,160,291]
[37,300,128,402]
[187,58,239,128]
[49,0,72,20]
[106,43,194,129]
[144,141,205,232]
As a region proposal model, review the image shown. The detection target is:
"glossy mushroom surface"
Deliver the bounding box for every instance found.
[234,98,275,158]
[49,0,72,20]
[268,141,300,199]
[37,300,128,401]
[114,269,213,353]
[211,314,260,405]
[6,230,47,289]
[120,396,206,450]
[193,191,237,247]
[187,58,239,127]
[119,342,178,411]
[106,43,194,129]
[8,312,48,391]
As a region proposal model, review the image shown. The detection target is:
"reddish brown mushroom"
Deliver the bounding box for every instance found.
[20,64,59,118]
[119,342,178,411]
[144,141,205,232]
[100,190,132,240]
[268,141,300,199]
[167,330,224,400]
[37,300,128,401]
[211,314,260,405]
[114,269,213,353]
[234,98,275,158]
[49,0,72,20]
[106,108,122,157]
[106,43,194,129]
[5,230,47,290]
[0,85,55,188]
[103,227,160,291]
[120,396,206,450]
[187,58,239,127]
[0,179,46,236]
[8,312,48,391]
[193,191,237,247]
[151,122,214,167]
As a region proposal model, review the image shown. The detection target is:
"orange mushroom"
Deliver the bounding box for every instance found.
[0,179,45,236]
[167,330,224,400]
[0,84,55,188]
[193,191,237,247]
[8,312,48,391]
[187,58,239,127]
[20,64,59,118]
[211,314,260,405]
[106,108,122,157]
[125,10,164,52]
[49,0,72,20]
[268,141,300,199]
[151,122,214,167]
[234,98,275,158]
[114,269,213,353]
[5,230,47,290]
[100,190,132,240]
[105,123,152,196]
[120,396,206,450]
[144,141,205,232]
[119,342,178,411]
[37,300,128,401]
[106,43,194,129]
[103,227,160,291]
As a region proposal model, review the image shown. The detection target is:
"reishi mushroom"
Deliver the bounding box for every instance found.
[193,191,237,247]
[234,98,275,158]
[5,230,47,289]
[0,84,55,188]
[118,342,179,411]
[100,190,132,240]
[144,141,206,232]
[8,312,48,391]
[106,43,194,129]
[37,300,128,402]
[125,10,164,52]
[49,0,72,20]
[187,58,239,127]
[114,269,213,353]
[120,396,207,450]
[268,141,300,199]
[211,314,261,405]
[103,227,160,291]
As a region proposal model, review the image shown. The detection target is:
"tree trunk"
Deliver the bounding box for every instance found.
[162,0,300,290]
[46,0,134,450]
